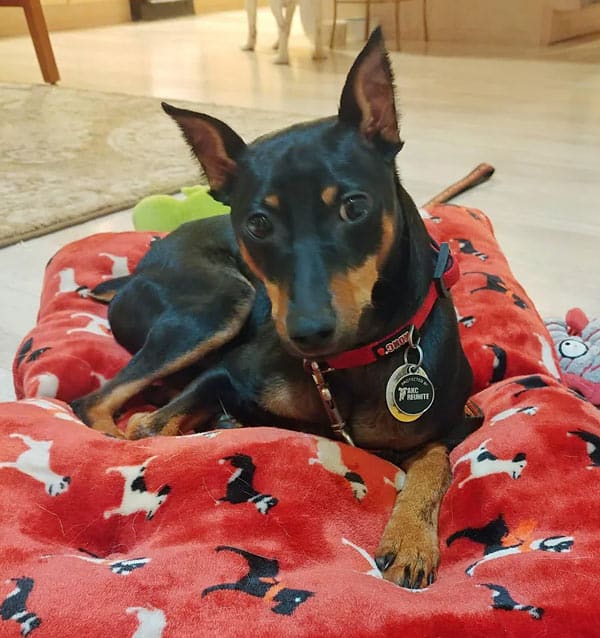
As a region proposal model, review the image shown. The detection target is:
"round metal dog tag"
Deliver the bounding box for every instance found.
[386,365,435,423]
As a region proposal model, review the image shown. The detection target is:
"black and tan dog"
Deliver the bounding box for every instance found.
[72,29,481,588]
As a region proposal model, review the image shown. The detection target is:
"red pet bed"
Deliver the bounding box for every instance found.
[3,205,600,637]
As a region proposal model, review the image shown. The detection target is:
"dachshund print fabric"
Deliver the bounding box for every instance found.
[3,205,599,636]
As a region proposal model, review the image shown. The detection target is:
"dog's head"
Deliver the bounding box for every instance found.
[47,475,71,496]
[164,29,406,358]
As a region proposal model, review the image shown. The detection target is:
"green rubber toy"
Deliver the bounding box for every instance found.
[133,185,230,232]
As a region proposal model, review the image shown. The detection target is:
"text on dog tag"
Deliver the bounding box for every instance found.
[385,365,435,422]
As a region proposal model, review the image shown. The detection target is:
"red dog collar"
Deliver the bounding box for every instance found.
[321,241,459,370]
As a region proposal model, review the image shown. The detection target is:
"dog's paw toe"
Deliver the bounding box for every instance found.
[376,526,439,589]
[376,550,437,589]
[374,552,396,572]
[104,431,125,439]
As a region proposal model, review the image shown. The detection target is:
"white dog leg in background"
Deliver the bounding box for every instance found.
[270,0,297,64]
[310,0,326,60]
[243,0,258,51]
[244,0,326,64]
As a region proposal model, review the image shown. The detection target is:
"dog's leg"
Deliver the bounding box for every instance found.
[310,0,326,60]
[87,276,131,303]
[125,368,237,439]
[270,0,296,64]
[243,0,258,51]
[269,0,284,57]
[375,442,451,588]
[72,299,252,438]
[71,333,203,438]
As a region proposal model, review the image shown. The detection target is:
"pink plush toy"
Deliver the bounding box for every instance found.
[545,308,600,406]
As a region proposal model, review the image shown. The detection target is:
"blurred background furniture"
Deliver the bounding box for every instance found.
[329,0,600,49]
[329,0,427,49]
[0,0,59,83]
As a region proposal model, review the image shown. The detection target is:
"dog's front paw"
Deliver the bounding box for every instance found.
[71,397,124,438]
[375,519,439,589]
[70,397,90,425]
[126,412,159,440]
[126,412,183,439]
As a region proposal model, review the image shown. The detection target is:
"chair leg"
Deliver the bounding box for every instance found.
[364,0,370,41]
[394,0,400,50]
[422,0,429,41]
[22,0,60,84]
[330,0,338,48]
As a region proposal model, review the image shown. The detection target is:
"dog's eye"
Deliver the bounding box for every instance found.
[246,213,273,239]
[340,192,373,222]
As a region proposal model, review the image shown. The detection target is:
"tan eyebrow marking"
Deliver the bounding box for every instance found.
[376,213,396,271]
[321,185,339,206]
[264,194,280,209]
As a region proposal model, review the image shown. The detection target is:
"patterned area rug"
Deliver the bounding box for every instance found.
[0,84,304,248]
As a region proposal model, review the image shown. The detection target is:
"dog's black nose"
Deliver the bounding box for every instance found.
[288,316,336,352]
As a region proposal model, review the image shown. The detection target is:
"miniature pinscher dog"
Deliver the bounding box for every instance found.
[72,29,481,589]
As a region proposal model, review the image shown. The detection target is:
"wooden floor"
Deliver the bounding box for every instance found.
[0,10,599,400]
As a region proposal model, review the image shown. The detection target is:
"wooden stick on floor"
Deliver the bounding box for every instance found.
[423,163,495,208]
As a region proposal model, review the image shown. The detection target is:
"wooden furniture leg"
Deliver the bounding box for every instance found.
[394,0,399,49]
[330,0,338,48]
[0,0,60,84]
[23,0,59,83]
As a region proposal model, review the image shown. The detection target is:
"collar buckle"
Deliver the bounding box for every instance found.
[433,242,451,298]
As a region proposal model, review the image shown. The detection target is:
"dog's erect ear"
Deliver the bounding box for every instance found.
[338,28,403,156]
[162,102,247,199]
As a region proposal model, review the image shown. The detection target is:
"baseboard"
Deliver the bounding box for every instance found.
[131,0,195,21]
[0,1,131,37]
[546,2,600,43]
[0,0,269,37]
[193,0,268,14]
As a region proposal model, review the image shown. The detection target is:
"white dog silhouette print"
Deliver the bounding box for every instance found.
[67,312,111,337]
[104,456,170,520]
[453,439,527,489]
[0,433,70,496]
[490,405,538,425]
[309,438,367,500]
[23,398,82,424]
[99,253,130,279]
[126,606,166,638]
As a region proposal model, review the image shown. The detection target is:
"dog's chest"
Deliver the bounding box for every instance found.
[334,367,439,452]
[260,373,328,425]
[259,358,440,450]
[349,402,436,451]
